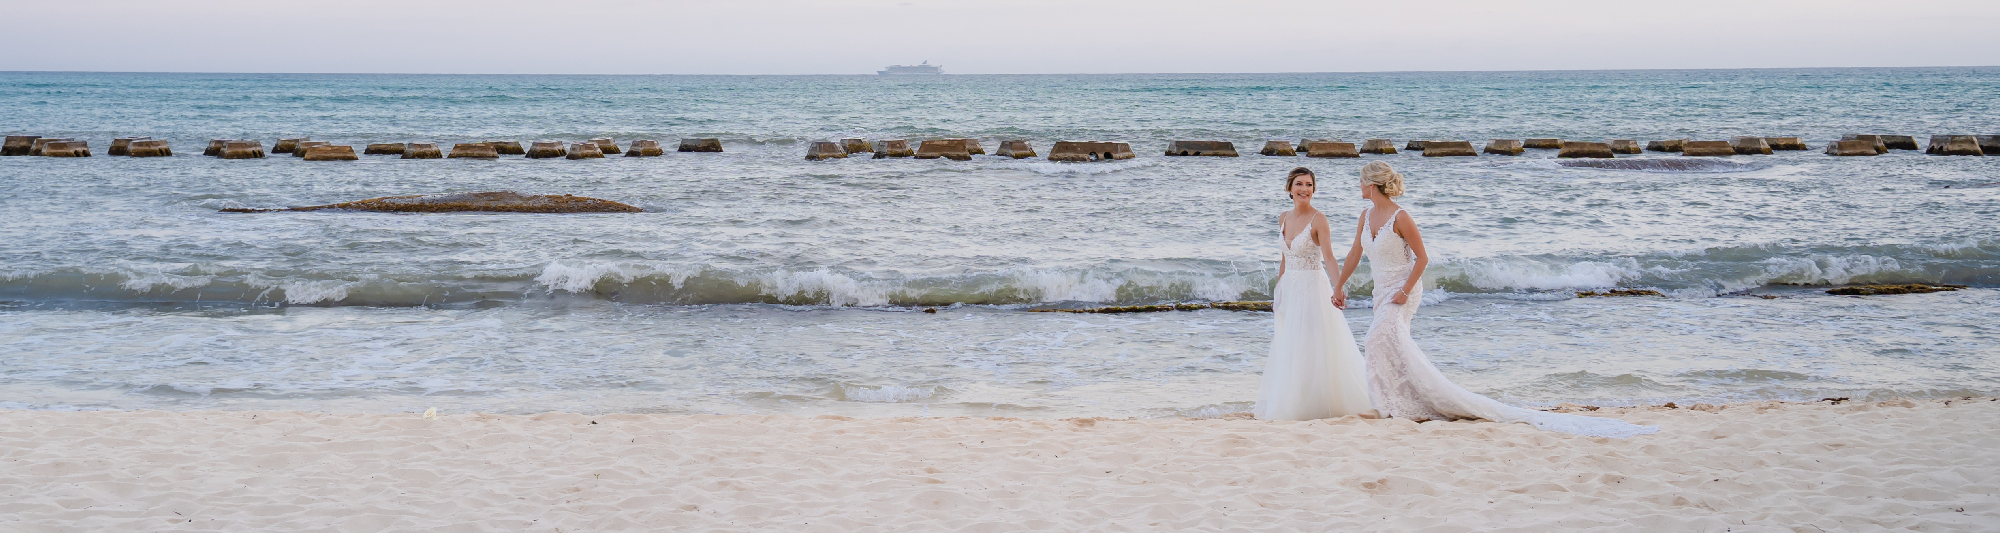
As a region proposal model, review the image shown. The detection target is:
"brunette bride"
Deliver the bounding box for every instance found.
[1253,167,1374,421]
[1331,161,1656,438]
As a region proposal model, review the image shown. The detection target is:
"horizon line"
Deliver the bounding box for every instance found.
[3,65,1996,77]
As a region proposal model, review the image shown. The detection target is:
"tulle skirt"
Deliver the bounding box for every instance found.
[1253,270,1374,420]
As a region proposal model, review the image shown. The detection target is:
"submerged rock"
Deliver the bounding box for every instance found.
[1826,284,1966,296]
[1359,139,1397,154]
[220,191,643,214]
[1259,140,1297,156]
[1028,301,1272,314]
[1484,139,1524,155]
[1576,289,1664,297]
[678,138,723,152]
[1421,141,1477,157]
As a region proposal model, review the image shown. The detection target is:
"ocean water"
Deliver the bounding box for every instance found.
[1,68,1996,417]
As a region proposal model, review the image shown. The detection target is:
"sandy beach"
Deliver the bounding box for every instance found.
[1,399,1994,531]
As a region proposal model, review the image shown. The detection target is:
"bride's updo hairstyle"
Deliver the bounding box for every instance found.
[1285,167,1315,191]
[1360,161,1405,197]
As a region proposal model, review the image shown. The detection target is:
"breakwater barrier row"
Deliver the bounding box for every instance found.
[3,134,1995,161]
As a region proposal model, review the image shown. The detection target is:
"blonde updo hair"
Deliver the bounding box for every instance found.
[1360,161,1405,197]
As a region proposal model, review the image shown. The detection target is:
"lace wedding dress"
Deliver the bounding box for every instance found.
[1254,216,1374,420]
[1360,207,1658,438]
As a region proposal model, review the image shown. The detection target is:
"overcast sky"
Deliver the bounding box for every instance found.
[4,0,1996,75]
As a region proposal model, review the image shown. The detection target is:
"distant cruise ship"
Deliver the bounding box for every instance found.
[878,61,943,75]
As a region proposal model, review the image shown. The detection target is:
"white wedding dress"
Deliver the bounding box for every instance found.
[1360,207,1658,438]
[1254,216,1374,420]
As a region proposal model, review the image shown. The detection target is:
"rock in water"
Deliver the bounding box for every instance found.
[1609,139,1642,154]
[1049,141,1135,162]
[566,142,604,159]
[624,139,663,157]
[915,139,973,161]
[204,139,230,156]
[1359,139,1397,154]
[957,139,986,155]
[1840,134,1889,155]
[1483,139,1524,155]
[128,139,172,157]
[591,138,619,155]
[1682,141,1735,156]
[1730,136,1773,155]
[1764,137,1808,151]
[1259,140,1297,156]
[1523,138,1562,149]
[291,141,329,157]
[2,135,39,156]
[805,141,847,160]
[109,137,145,156]
[1558,141,1614,158]
[526,141,567,159]
[841,138,871,154]
[402,142,443,159]
[1299,139,1335,152]
[488,141,526,155]
[1164,141,1238,157]
[273,138,307,154]
[1304,141,1359,158]
[872,139,914,158]
[301,145,358,161]
[447,143,498,159]
[41,140,91,157]
[1931,136,1984,156]
[29,138,64,156]
[1878,135,1918,151]
[220,140,266,159]
[1978,135,2000,155]
[364,143,406,155]
[996,140,1036,159]
[1421,141,1477,157]
[1824,140,1880,156]
[678,138,723,152]
[219,191,643,214]
[1645,139,1686,152]
[1404,140,1427,151]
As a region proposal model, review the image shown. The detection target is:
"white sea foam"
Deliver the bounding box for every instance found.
[842,384,935,403]
[757,269,893,307]
[1004,269,1123,303]
[1457,258,1642,291]
[119,271,214,293]
[535,262,634,294]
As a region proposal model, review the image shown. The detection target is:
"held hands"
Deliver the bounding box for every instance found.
[1332,289,1346,310]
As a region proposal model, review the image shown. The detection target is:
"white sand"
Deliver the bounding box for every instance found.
[2,399,1996,531]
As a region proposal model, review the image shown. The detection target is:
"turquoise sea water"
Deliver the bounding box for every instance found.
[1,68,1996,417]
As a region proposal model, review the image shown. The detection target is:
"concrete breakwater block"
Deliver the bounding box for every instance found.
[841,138,872,154]
[1049,141,1135,162]
[996,140,1036,159]
[1259,140,1297,156]
[129,139,172,157]
[806,141,848,160]
[1165,141,1238,157]
[1558,141,1614,159]
[488,141,526,155]
[1682,141,1736,156]
[2,135,39,156]
[957,139,985,155]
[1646,139,1686,152]
[109,137,147,156]
[273,138,307,154]
[402,142,443,159]
[1840,134,1889,155]
[872,139,914,158]
[1299,139,1335,152]
[1483,139,1524,155]
[590,138,619,155]
[566,142,604,159]
[1764,137,1808,151]
[220,140,265,159]
[291,141,330,157]
[1824,140,1880,156]
[1929,135,1983,156]
[448,143,499,159]
[526,141,567,159]
[1730,136,1773,155]
[1977,135,2000,155]
[1523,138,1562,149]
[1421,141,1477,157]
[625,139,663,157]
[364,143,406,155]
[914,140,973,161]
[302,145,358,161]
[220,191,643,214]
[1404,140,1427,151]
[678,138,723,152]
[204,139,231,156]
[1359,139,1397,154]
[1305,141,1359,158]
[41,140,92,157]
[1609,139,1642,154]
[1878,135,1919,151]
[29,138,64,156]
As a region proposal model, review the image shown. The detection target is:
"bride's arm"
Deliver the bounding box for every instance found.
[1392,211,1429,305]
[1276,219,1287,281]
[1331,213,1365,309]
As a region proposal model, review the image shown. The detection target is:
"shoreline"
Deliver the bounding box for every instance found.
[3,397,1994,530]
